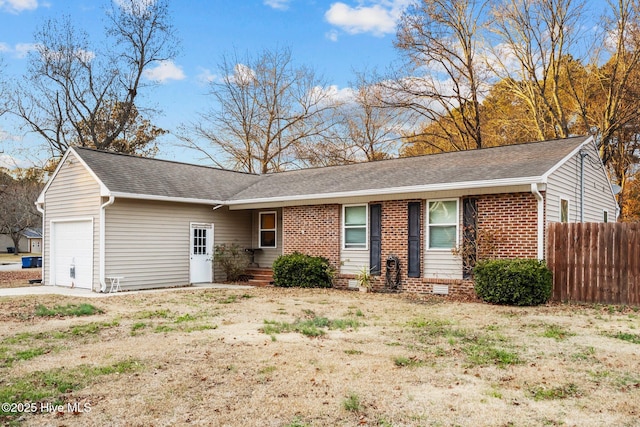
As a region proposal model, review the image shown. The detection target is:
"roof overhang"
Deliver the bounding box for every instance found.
[226,177,545,210]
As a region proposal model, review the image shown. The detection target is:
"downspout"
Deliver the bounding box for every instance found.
[531,183,544,260]
[580,150,586,223]
[35,201,45,283]
[99,196,115,292]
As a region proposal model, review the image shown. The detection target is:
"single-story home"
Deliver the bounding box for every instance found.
[36,135,617,294]
[1,228,42,254]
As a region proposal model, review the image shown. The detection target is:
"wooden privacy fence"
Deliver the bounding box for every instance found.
[547,222,640,305]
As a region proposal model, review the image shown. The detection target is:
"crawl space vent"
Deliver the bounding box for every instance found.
[432,284,449,295]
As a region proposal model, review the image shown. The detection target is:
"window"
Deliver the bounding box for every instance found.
[259,212,277,248]
[603,210,609,223]
[343,205,367,249]
[560,199,569,223]
[428,200,458,249]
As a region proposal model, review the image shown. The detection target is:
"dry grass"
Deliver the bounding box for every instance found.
[0,287,639,426]
[0,269,42,289]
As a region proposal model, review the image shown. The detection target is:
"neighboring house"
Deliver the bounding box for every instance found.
[22,228,43,253]
[1,233,29,253]
[36,136,617,294]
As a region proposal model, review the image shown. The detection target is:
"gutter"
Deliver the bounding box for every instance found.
[99,196,115,292]
[531,184,544,260]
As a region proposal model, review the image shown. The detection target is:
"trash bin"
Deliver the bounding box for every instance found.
[7,247,15,254]
[22,256,33,268]
[36,257,42,268]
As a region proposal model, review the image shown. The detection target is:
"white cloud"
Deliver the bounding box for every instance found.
[232,63,256,85]
[325,29,339,42]
[143,60,186,83]
[325,0,411,37]
[196,67,219,84]
[113,0,154,16]
[0,0,38,14]
[14,42,37,58]
[0,42,9,52]
[324,84,355,103]
[264,0,291,10]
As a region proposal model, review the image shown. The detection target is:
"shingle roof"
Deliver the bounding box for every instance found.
[229,136,589,201]
[73,147,261,201]
[71,136,589,203]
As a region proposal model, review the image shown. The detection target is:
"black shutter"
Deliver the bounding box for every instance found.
[408,202,421,278]
[462,197,478,279]
[369,204,382,276]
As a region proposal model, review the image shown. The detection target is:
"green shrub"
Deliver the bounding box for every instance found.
[214,243,249,282]
[272,252,334,288]
[474,259,552,306]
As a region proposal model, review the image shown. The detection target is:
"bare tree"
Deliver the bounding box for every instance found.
[9,0,178,159]
[392,0,489,153]
[0,172,43,254]
[490,0,584,140]
[182,47,337,174]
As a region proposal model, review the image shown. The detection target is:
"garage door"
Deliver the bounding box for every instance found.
[52,220,93,289]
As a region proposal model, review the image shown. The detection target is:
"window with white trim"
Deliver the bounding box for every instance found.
[427,199,458,249]
[259,212,277,248]
[343,205,367,249]
[560,199,569,223]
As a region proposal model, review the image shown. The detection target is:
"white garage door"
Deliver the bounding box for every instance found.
[52,220,93,289]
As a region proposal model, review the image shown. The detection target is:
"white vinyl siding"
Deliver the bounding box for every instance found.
[425,199,462,279]
[252,209,283,268]
[105,201,251,289]
[341,250,369,275]
[546,143,617,223]
[43,153,101,290]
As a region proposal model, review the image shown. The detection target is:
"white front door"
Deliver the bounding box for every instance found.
[189,223,213,283]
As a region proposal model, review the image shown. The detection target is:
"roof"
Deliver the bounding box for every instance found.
[228,136,591,202]
[47,136,592,205]
[21,228,42,239]
[70,147,261,202]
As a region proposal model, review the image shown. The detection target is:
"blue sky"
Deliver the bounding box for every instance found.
[0,0,411,168]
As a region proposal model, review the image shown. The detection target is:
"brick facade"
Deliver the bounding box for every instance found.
[279,192,540,297]
[476,193,539,259]
[282,204,341,270]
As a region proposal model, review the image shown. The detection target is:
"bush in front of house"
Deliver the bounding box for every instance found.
[214,243,249,282]
[272,252,335,288]
[474,258,553,306]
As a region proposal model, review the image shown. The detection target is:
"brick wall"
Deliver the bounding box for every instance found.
[373,199,424,292]
[279,192,540,297]
[476,193,539,259]
[282,205,341,270]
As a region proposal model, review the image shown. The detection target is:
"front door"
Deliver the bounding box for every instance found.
[189,223,213,283]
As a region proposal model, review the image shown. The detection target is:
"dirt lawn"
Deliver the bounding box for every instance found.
[0,287,639,427]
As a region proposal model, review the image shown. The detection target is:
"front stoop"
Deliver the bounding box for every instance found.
[246,268,274,287]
